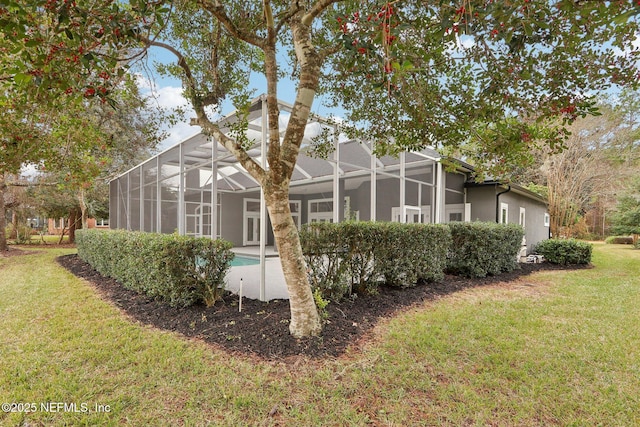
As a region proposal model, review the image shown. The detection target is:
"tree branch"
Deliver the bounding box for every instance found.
[198,0,266,48]
[262,1,284,182]
[141,33,266,183]
[139,37,216,108]
[191,116,267,185]
[318,42,342,62]
[301,0,342,26]
[278,17,322,182]
[274,2,302,34]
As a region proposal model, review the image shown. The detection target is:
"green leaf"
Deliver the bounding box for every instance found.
[14,73,33,85]
[24,39,40,48]
[401,60,414,71]
[613,10,634,25]
[535,20,550,30]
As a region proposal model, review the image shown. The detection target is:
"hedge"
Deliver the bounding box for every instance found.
[300,222,451,301]
[604,236,634,245]
[76,229,235,307]
[533,238,593,265]
[446,222,525,278]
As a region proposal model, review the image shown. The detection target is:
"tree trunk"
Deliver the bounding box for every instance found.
[0,175,7,252]
[265,188,321,338]
[10,212,17,239]
[58,219,68,245]
[78,189,88,229]
[68,209,77,244]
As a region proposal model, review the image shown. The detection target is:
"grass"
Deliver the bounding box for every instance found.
[6,234,70,245]
[1,243,639,426]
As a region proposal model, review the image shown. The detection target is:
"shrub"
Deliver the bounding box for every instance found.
[534,238,593,265]
[299,222,352,301]
[14,225,34,244]
[604,236,634,245]
[447,222,525,278]
[371,222,450,287]
[76,229,235,307]
[300,222,451,301]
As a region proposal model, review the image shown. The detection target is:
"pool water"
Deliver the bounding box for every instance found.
[230,256,261,267]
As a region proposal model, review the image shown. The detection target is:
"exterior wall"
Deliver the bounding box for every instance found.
[218,192,244,246]
[466,185,549,253]
[500,191,549,252]
[343,174,436,222]
[374,176,401,221]
[467,186,498,222]
[345,181,370,221]
[47,218,108,235]
[218,191,276,247]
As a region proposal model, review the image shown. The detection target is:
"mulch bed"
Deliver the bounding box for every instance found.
[57,254,584,360]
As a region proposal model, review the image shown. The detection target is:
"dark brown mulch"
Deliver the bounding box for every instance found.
[57,254,586,361]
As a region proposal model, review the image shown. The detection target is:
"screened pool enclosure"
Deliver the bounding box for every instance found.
[109,95,470,300]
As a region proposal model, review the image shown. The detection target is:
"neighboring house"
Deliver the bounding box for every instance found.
[109,96,549,254]
[47,217,109,235]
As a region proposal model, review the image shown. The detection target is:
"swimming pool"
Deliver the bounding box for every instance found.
[230,256,260,267]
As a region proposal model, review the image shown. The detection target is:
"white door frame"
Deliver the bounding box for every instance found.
[195,204,212,237]
[243,198,261,245]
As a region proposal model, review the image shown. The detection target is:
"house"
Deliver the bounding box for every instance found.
[108,96,549,298]
[47,217,109,235]
[465,180,550,252]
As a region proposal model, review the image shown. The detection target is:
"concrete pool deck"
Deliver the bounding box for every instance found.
[226,247,289,301]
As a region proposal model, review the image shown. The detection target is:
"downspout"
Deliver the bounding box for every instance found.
[495,184,511,223]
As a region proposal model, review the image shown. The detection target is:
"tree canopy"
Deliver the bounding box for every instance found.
[611,177,640,237]
[329,1,640,176]
[3,0,640,336]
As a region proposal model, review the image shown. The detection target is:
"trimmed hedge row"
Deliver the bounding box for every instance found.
[300,222,451,301]
[534,238,592,265]
[300,221,525,301]
[604,235,634,245]
[76,229,235,307]
[447,222,525,278]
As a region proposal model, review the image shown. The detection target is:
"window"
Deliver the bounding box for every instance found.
[445,204,466,223]
[500,202,509,224]
[544,213,550,227]
[519,207,526,228]
[308,198,334,223]
[290,200,301,228]
[449,212,463,222]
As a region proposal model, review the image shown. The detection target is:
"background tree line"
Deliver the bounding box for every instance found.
[513,90,640,240]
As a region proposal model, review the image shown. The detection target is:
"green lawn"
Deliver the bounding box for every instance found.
[7,234,70,245]
[1,244,639,426]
